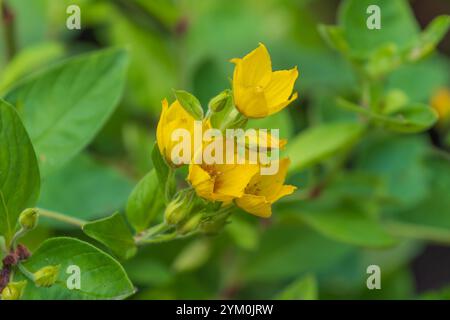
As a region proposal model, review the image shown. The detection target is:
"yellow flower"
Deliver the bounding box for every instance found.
[236,158,296,218]
[231,43,299,118]
[156,98,198,166]
[188,162,259,203]
[431,88,450,122]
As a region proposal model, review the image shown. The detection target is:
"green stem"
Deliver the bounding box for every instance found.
[134,223,172,244]
[38,208,86,227]
[384,221,450,245]
[17,263,35,282]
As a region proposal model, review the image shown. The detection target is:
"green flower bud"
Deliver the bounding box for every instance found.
[1,281,27,300]
[199,210,231,235]
[164,190,194,226]
[208,89,232,112]
[18,208,39,231]
[33,265,60,287]
[178,213,203,235]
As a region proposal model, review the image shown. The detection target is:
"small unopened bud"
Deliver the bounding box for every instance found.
[18,208,39,231]
[33,265,60,287]
[1,281,27,300]
[199,210,231,235]
[178,213,203,235]
[165,190,194,226]
[2,253,18,267]
[16,244,31,261]
[208,89,232,112]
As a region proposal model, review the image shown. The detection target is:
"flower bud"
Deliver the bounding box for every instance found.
[33,265,60,287]
[1,281,27,300]
[18,208,39,231]
[177,213,203,235]
[199,210,231,235]
[164,190,194,226]
[16,244,31,261]
[208,90,232,112]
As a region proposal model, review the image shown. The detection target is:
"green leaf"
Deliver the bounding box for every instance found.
[287,122,364,173]
[0,42,65,94]
[5,48,129,177]
[18,237,135,299]
[83,212,137,260]
[173,89,204,120]
[152,143,176,202]
[385,154,450,244]
[339,0,419,58]
[126,170,164,232]
[38,154,133,225]
[243,225,353,282]
[296,207,396,248]
[226,215,259,250]
[318,25,349,54]
[275,274,318,300]
[337,98,438,133]
[405,15,450,62]
[0,99,40,242]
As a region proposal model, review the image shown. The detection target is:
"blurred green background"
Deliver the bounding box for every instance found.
[1,0,450,299]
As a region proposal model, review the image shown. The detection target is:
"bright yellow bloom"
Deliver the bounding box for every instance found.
[431,88,450,122]
[236,158,296,218]
[231,43,299,118]
[156,98,197,166]
[188,162,259,203]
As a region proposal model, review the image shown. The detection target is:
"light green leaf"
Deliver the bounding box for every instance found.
[18,237,135,299]
[287,122,364,173]
[0,42,64,94]
[174,89,204,120]
[0,99,40,242]
[83,212,137,260]
[172,239,211,273]
[339,0,419,58]
[338,98,438,133]
[318,25,349,54]
[5,48,129,177]
[126,170,164,232]
[226,215,259,250]
[275,274,318,300]
[405,15,450,62]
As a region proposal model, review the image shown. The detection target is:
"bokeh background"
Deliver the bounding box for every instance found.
[1,0,450,299]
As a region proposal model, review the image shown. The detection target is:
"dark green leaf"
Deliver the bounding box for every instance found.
[151,143,176,202]
[18,237,135,299]
[173,89,204,120]
[0,99,40,242]
[83,212,137,260]
[126,170,164,232]
[5,48,129,176]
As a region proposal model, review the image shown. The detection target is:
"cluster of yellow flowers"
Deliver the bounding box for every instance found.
[156,44,298,218]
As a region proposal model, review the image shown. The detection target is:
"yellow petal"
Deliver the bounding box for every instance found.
[269,184,297,203]
[267,92,298,116]
[236,194,272,218]
[188,164,215,200]
[232,43,272,88]
[214,164,259,198]
[234,84,269,118]
[156,99,169,155]
[265,67,298,108]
